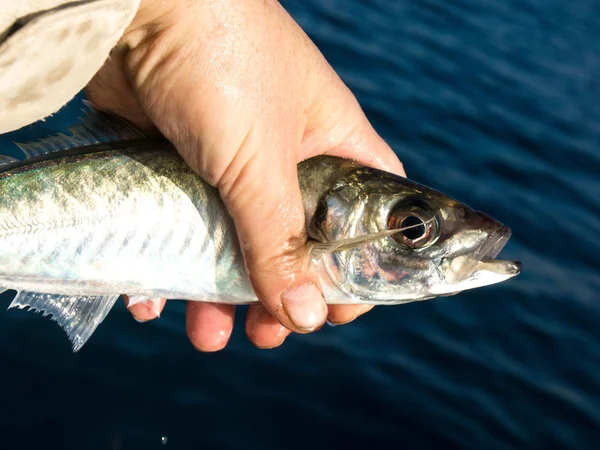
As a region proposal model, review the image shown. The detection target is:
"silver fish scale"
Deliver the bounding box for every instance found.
[0,147,255,303]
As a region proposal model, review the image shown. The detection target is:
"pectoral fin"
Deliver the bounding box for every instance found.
[8,291,119,352]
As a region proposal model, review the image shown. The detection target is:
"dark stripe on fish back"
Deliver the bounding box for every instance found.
[0,138,172,178]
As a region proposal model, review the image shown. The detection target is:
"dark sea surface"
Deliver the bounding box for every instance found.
[1,0,599,448]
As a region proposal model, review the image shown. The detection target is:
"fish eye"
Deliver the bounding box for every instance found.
[387,204,439,249]
[400,215,427,240]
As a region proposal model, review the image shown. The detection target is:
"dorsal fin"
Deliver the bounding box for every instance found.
[8,291,119,352]
[75,100,147,143]
[0,155,19,168]
[10,100,146,159]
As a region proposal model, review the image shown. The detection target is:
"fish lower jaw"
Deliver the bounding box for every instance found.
[432,260,521,296]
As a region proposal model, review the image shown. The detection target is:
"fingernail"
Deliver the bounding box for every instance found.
[326,320,338,327]
[281,282,327,331]
[133,315,147,323]
[149,298,163,318]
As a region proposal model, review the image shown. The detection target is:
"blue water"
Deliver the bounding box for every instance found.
[1,0,599,448]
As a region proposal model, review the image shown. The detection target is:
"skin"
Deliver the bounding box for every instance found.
[85,0,405,351]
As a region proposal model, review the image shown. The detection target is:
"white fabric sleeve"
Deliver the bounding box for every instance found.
[0,0,141,133]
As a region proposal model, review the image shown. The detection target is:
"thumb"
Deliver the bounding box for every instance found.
[218,139,328,333]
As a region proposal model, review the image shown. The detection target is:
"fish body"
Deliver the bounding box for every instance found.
[0,105,521,350]
[1,142,254,303]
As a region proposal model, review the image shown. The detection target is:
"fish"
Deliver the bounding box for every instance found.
[0,103,521,351]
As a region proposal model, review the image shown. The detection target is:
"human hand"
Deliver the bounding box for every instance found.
[85,0,405,351]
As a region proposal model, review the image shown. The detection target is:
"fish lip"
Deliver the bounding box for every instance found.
[473,225,521,277]
[434,224,521,295]
[443,224,517,284]
[477,225,512,262]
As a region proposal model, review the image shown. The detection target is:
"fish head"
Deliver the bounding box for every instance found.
[304,158,521,304]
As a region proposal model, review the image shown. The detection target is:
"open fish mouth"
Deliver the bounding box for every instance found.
[439,224,521,292]
[480,226,512,261]
[474,226,522,277]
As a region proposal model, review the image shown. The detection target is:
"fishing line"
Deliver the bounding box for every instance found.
[305,217,436,268]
